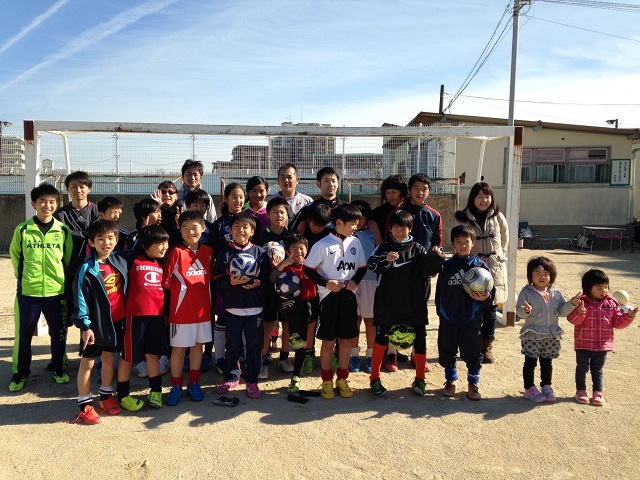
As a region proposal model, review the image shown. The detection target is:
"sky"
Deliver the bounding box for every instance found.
[1,0,639,131]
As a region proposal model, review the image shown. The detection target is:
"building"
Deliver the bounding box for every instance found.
[1,135,25,174]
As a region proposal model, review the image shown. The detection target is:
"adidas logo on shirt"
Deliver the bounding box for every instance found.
[447,269,466,286]
[185,258,207,277]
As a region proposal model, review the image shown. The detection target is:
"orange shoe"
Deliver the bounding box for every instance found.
[99,396,122,415]
[75,404,101,425]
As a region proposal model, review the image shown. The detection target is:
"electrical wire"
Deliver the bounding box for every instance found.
[535,0,640,13]
[451,94,640,107]
[524,14,640,42]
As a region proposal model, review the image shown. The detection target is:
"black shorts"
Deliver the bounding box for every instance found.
[279,299,312,341]
[309,296,319,323]
[79,318,125,358]
[316,290,359,341]
[264,289,279,323]
[122,315,168,364]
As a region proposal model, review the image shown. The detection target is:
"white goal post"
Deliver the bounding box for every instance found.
[23,120,523,325]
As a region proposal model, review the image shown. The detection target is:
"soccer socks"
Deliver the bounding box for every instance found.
[78,394,92,411]
[413,353,427,380]
[321,369,333,382]
[99,385,114,401]
[336,368,349,381]
[467,369,480,385]
[213,324,226,361]
[188,369,201,386]
[149,374,162,393]
[279,351,289,361]
[369,343,387,382]
[293,349,305,377]
[171,376,184,388]
[116,381,130,400]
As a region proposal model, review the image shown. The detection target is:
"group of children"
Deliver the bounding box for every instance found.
[9,161,637,426]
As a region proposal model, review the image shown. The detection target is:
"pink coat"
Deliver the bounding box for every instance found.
[567,295,633,351]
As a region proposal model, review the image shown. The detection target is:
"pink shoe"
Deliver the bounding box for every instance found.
[541,385,556,402]
[246,383,261,399]
[592,391,606,406]
[215,378,240,394]
[575,390,589,404]
[384,354,398,372]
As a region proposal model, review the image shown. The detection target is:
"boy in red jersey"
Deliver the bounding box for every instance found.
[162,211,214,406]
[115,225,170,410]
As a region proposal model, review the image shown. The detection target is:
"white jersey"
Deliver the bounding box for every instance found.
[304,232,367,301]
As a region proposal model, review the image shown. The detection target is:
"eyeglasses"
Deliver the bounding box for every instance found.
[160,189,176,195]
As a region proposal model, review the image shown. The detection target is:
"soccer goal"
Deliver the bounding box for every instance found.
[22,120,522,325]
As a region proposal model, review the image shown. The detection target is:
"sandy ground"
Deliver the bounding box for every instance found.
[0,247,639,480]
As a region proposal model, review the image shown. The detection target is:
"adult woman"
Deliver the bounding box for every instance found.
[370,175,409,239]
[454,182,509,363]
[152,180,181,242]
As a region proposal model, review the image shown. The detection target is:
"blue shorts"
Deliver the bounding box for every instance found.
[122,315,167,364]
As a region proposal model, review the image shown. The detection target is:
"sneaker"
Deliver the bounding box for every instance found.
[412,378,427,396]
[120,395,144,412]
[575,389,589,404]
[77,404,101,425]
[288,376,302,394]
[278,358,294,373]
[258,363,269,380]
[288,333,306,350]
[166,385,183,406]
[524,386,546,403]
[187,382,204,402]
[592,391,606,406]
[349,356,361,373]
[331,355,339,372]
[200,355,213,373]
[215,358,226,375]
[320,380,335,399]
[384,354,398,372]
[148,391,163,409]
[365,357,372,374]
[136,361,149,378]
[467,382,482,401]
[215,378,240,394]
[9,375,25,392]
[53,371,70,384]
[99,396,122,415]
[246,382,261,399]
[370,378,387,397]
[336,378,353,398]
[159,356,170,375]
[303,354,314,374]
[442,380,457,397]
[542,385,556,402]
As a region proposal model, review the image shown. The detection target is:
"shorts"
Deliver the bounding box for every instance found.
[316,290,359,341]
[122,315,168,364]
[355,280,376,318]
[79,318,125,358]
[310,296,319,322]
[264,289,279,323]
[279,299,312,345]
[521,337,561,359]
[169,321,213,347]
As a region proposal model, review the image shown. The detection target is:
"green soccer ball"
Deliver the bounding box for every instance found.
[387,324,416,350]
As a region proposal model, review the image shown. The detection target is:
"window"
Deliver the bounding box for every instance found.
[520,147,610,184]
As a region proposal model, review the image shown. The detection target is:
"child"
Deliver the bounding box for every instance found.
[97,196,129,251]
[516,256,580,402]
[290,166,342,233]
[214,212,271,399]
[435,224,494,401]
[178,159,217,222]
[9,184,73,392]
[567,269,637,405]
[126,198,162,249]
[71,220,136,424]
[303,203,367,399]
[162,210,214,406]
[367,210,444,396]
[350,200,382,373]
[273,162,313,223]
[116,225,170,409]
[185,189,215,244]
[270,234,317,393]
[244,176,270,230]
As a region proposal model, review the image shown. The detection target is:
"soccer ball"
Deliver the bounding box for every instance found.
[274,271,302,299]
[462,267,494,296]
[229,253,259,281]
[612,290,630,305]
[387,324,416,350]
[263,241,285,264]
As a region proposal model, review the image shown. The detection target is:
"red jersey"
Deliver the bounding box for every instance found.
[99,261,125,322]
[285,263,317,301]
[125,251,165,317]
[162,243,213,324]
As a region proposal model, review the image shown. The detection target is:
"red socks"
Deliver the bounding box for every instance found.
[369,343,387,382]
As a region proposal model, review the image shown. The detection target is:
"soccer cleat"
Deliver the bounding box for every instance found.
[246,382,261,399]
[288,334,306,350]
[136,361,149,378]
[592,391,606,406]
[302,354,314,374]
[148,391,163,409]
[9,375,25,392]
[77,404,101,425]
[288,376,302,394]
[215,378,240,394]
[467,382,482,401]
[200,355,213,373]
[53,371,70,384]
[120,395,144,412]
[258,363,269,380]
[575,390,589,404]
[336,379,353,398]
[541,385,556,402]
[187,382,204,402]
[99,396,122,415]
[320,380,335,399]
[370,378,387,397]
[365,357,372,374]
[384,354,399,372]
[524,386,546,403]
[412,378,427,396]
[166,385,183,406]
[278,359,294,373]
[442,380,457,397]
[349,356,360,373]
[159,356,170,375]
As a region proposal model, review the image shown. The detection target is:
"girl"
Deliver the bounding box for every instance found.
[567,269,637,405]
[516,257,580,402]
[244,176,270,230]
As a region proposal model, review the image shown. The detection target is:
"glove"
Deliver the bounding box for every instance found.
[281,300,295,310]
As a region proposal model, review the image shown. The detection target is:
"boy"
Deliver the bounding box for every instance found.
[290,166,342,233]
[435,224,494,401]
[116,225,170,409]
[367,210,444,396]
[126,198,162,249]
[270,233,317,394]
[185,189,215,244]
[9,184,73,392]
[303,203,367,399]
[273,163,313,223]
[215,212,271,399]
[98,196,129,251]
[178,159,217,222]
[162,210,214,406]
[71,220,136,424]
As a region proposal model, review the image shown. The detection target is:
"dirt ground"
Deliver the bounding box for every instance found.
[0,247,639,480]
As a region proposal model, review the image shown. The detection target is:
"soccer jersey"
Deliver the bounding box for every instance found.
[99,261,125,322]
[125,251,165,317]
[282,263,317,301]
[304,232,367,301]
[162,243,214,324]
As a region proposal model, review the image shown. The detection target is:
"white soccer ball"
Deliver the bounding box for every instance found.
[274,271,302,299]
[612,290,630,305]
[229,253,259,281]
[462,267,494,296]
[263,241,285,264]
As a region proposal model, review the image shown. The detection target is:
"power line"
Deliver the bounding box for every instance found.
[451,94,640,107]
[524,14,640,42]
[535,0,640,13]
